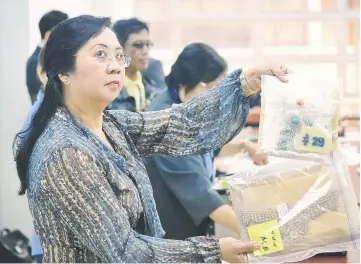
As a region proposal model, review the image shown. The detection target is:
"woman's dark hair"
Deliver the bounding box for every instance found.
[14,15,112,195]
[165,43,227,93]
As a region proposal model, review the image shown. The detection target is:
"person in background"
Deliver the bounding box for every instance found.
[216,137,268,165]
[143,58,167,91]
[108,18,166,111]
[245,94,261,127]
[26,10,68,104]
[13,15,289,263]
[21,45,47,263]
[143,43,267,241]
[22,46,47,137]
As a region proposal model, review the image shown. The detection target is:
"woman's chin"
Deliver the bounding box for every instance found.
[106,87,122,99]
[96,86,122,108]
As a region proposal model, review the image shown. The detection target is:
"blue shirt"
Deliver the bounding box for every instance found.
[20,89,44,256]
[21,90,44,138]
[31,228,42,256]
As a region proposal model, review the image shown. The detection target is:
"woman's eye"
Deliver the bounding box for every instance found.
[95,50,106,57]
[116,53,123,60]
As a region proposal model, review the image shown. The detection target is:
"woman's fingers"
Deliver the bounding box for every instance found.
[269,66,288,82]
[234,241,260,254]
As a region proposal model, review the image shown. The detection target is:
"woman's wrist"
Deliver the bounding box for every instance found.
[186,236,222,263]
[240,69,261,97]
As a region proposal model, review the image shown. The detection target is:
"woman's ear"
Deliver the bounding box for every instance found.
[58,73,71,85]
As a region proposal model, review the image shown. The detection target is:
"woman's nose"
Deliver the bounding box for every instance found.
[107,60,122,74]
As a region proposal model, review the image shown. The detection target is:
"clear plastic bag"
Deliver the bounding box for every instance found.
[258,74,341,161]
[227,152,360,263]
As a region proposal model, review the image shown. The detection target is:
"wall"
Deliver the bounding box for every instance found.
[28,0,134,54]
[0,0,32,237]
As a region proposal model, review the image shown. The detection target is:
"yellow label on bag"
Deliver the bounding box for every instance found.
[247,220,284,256]
[297,126,334,154]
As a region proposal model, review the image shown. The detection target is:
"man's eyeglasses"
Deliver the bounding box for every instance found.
[119,54,131,67]
[130,41,154,49]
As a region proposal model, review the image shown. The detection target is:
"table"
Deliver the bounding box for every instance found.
[213,125,360,263]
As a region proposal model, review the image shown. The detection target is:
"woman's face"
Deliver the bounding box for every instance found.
[64,27,126,105]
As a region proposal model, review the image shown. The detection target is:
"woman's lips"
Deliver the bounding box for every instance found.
[106,81,120,88]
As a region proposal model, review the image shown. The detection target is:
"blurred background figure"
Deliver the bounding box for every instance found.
[22,45,47,138]
[22,45,47,263]
[143,43,266,240]
[245,94,262,127]
[26,10,68,104]
[143,56,168,91]
[109,18,166,111]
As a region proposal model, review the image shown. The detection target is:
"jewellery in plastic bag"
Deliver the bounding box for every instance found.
[239,191,338,245]
[276,107,328,153]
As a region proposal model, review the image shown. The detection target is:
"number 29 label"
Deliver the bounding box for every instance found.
[297,126,333,154]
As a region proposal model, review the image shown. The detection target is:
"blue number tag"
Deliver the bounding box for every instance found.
[311,136,325,147]
[298,126,333,154]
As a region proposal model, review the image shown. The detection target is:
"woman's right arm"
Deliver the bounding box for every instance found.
[209,204,239,234]
[41,147,222,263]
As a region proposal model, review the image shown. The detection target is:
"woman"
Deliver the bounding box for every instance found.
[143,43,267,241]
[14,16,289,263]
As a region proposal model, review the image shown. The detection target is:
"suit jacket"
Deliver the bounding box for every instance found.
[26,46,42,104]
[107,75,163,111]
[142,59,167,91]
[107,59,166,111]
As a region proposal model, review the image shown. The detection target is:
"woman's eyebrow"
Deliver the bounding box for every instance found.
[90,43,123,52]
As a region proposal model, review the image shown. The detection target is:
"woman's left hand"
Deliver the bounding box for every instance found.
[243,64,291,95]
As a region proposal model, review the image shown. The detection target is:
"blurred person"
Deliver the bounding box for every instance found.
[13,15,289,263]
[22,46,47,137]
[143,43,267,241]
[109,18,166,111]
[26,10,68,104]
[216,135,268,166]
[21,45,46,263]
[143,57,167,91]
[245,94,261,127]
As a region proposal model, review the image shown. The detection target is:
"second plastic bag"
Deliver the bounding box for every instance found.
[227,153,359,263]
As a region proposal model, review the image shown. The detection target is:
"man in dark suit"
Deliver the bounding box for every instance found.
[143,58,167,91]
[26,10,68,104]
